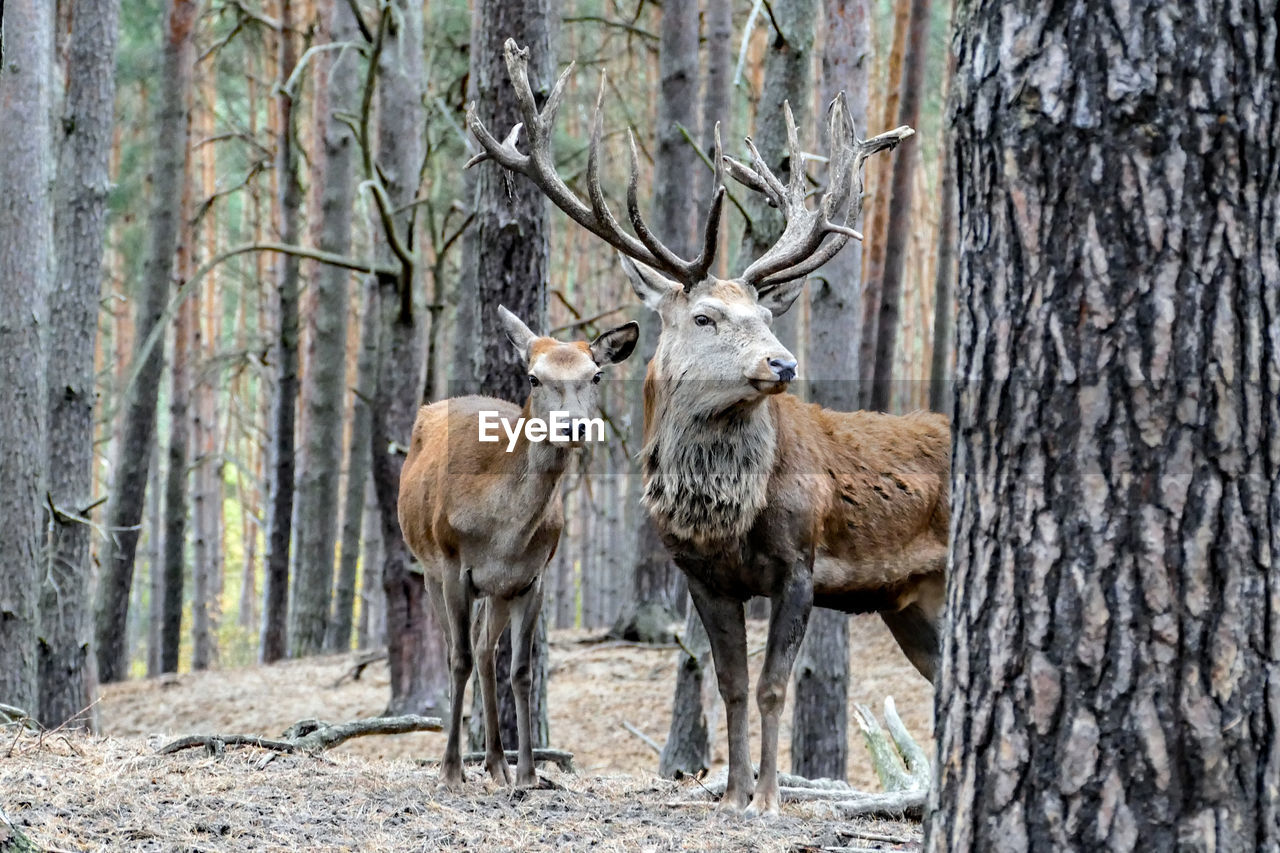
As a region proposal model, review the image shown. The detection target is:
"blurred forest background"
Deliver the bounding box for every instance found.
[2,0,954,781]
[91,0,949,673]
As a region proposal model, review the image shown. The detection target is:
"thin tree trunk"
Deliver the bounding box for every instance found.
[159,294,192,674]
[93,0,197,683]
[868,0,931,413]
[857,0,909,405]
[40,0,121,729]
[145,444,164,676]
[788,0,871,782]
[291,0,361,657]
[356,475,385,649]
[371,0,449,715]
[326,274,379,652]
[0,0,55,713]
[261,0,302,664]
[926,1,1280,848]
[927,18,957,416]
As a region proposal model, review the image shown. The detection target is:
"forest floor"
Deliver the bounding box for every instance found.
[2,615,933,852]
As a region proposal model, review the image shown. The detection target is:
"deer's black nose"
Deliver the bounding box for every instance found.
[769,358,797,382]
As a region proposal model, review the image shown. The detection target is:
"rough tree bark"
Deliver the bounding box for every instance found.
[454,0,553,751]
[624,0,699,629]
[326,276,379,652]
[94,0,197,682]
[926,1,1280,849]
[0,0,54,713]
[260,0,302,664]
[789,0,873,783]
[291,0,361,657]
[40,0,121,728]
[369,0,449,716]
[867,0,930,413]
[657,0,727,779]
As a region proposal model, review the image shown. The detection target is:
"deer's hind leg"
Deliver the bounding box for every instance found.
[473,596,513,785]
[439,563,475,788]
[879,563,945,685]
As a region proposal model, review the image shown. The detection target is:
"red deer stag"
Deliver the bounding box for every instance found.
[467,40,946,815]
[398,306,638,788]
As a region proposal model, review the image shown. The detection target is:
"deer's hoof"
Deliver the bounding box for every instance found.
[438,765,466,790]
[485,755,513,786]
[743,792,780,818]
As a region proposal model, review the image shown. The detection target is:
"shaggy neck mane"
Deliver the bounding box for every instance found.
[641,380,777,546]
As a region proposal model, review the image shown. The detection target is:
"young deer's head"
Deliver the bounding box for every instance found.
[469,40,911,416]
[498,305,638,443]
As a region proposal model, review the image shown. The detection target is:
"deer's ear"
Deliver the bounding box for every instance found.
[497,305,539,360]
[619,255,681,311]
[757,280,805,317]
[590,321,639,366]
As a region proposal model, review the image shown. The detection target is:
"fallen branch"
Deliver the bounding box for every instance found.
[330,652,388,688]
[802,788,926,820]
[622,720,663,755]
[0,705,35,730]
[158,714,442,757]
[468,748,575,773]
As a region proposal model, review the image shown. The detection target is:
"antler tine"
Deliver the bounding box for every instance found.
[783,101,805,203]
[501,40,546,143]
[470,40,727,288]
[687,122,727,281]
[753,124,916,289]
[585,71,646,260]
[743,136,788,208]
[626,130,694,280]
[732,92,914,288]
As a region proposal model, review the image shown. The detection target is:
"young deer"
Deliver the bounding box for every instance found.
[468,41,946,816]
[398,306,638,788]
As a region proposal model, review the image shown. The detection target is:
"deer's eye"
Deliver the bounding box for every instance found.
[592,372,602,384]
[694,314,714,327]
[528,375,540,387]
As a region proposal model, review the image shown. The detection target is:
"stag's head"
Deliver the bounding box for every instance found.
[468,40,912,412]
[498,305,639,444]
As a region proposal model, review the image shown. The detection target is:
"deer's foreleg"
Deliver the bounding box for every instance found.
[439,569,475,788]
[473,596,513,784]
[748,570,814,817]
[688,579,752,812]
[508,578,544,787]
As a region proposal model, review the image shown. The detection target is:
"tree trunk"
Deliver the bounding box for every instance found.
[927,100,955,414]
[145,444,164,677]
[623,0,699,627]
[452,0,555,748]
[0,0,55,713]
[371,0,449,716]
[159,291,192,674]
[327,275,379,652]
[40,0,120,728]
[926,2,1280,849]
[656,0,731,775]
[857,0,909,406]
[260,0,302,664]
[290,0,361,657]
[867,0,930,413]
[736,0,818,347]
[357,476,385,650]
[788,0,871,782]
[93,0,196,683]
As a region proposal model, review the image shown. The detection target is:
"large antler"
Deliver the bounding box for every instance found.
[724,94,914,291]
[466,39,725,290]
